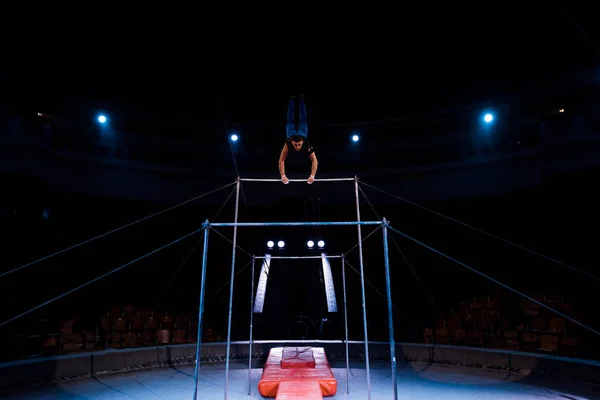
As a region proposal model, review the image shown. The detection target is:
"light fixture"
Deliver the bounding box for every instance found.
[317,240,325,248]
[277,240,285,248]
[267,240,274,249]
[307,240,315,248]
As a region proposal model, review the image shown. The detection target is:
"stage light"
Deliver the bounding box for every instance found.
[277,240,285,248]
[352,134,359,142]
[230,134,238,142]
[267,240,274,249]
[97,115,107,124]
[307,240,315,248]
[559,109,565,113]
[483,113,493,123]
[317,240,325,248]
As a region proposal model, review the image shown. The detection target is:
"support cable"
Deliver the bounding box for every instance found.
[0,181,236,278]
[358,185,442,315]
[342,225,382,256]
[386,224,600,337]
[562,6,600,57]
[0,228,202,328]
[157,237,203,302]
[157,184,238,301]
[343,259,415,327]
[207,227,254,259]
[205,259,254,303]
[360,181,600,281]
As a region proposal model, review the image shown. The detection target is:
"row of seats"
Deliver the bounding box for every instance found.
[423,294,584,358]
[4,305,220,358]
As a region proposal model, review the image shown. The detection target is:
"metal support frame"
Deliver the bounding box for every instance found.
[248,256,255,395]
[246,253,346,394]
[224,178,241,399]
[341,254,350,395]
[382,218,398,399]
[354,175,372,399]
[193,176,396,400]
[192,221,210,400]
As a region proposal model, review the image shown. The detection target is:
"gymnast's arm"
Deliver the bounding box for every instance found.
[279,143,289,182]
[309,151,318,178]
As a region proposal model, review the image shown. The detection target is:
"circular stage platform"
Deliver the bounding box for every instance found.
[1,342,599,399]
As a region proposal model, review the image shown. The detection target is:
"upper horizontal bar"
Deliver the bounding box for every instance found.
[209,221,381,227]
[254,255,343,259]
[239,177,355,182]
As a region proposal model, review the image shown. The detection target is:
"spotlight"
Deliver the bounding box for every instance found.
[97,115,107,124]
[307,240,315,248]
[230,134,238,142]
[277,240,285,248]
[483,113,493,123]
[317,240,325,248]
[352,134,359,142]
[267,240,274,249]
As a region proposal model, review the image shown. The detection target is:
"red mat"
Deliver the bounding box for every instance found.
[282,346,316,368]
[275,381,323,399]
[258,347,337,398]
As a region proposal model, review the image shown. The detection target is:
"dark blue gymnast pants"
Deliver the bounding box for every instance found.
[286,96,307,139]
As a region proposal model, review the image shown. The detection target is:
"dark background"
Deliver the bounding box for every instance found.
[1,5,599,355]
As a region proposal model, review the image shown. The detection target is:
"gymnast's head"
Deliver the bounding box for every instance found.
[289,135,304,151]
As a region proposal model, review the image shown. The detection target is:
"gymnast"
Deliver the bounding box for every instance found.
[278,95,318,184]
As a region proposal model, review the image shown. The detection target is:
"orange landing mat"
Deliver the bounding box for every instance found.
[282,346,316,368]
[258,347,337,398]
[275,381,323,399]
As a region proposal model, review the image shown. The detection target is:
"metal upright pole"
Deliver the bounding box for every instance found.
[224,178,241,400]
[354,175,371,399]
[193,221,210,400]
[382,218,398,400]
[247,256,256,395]
[341,255,350,395]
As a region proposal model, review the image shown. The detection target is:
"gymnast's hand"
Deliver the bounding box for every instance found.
[307,175,314,184]
[281,175,289,184]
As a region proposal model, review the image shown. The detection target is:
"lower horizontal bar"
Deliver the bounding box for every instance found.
[209,221,381,227]
[250,339,391,345]
[240,177,355,182]
[254,255,343,259]
[194,339,395,345]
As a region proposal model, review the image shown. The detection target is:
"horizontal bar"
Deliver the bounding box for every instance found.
[254,255,343,259]
[196,339,394,345]
[239,177,355,182]
[250,339,391,345]
[209,221,381,227]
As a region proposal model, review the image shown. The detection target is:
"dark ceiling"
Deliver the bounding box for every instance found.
[2,5,599,137]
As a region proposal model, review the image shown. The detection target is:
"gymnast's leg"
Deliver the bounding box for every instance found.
[286,96,297,139]
[297,95,308,138]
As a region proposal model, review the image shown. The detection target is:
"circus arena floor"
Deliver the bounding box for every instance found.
[2,357,599,399]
